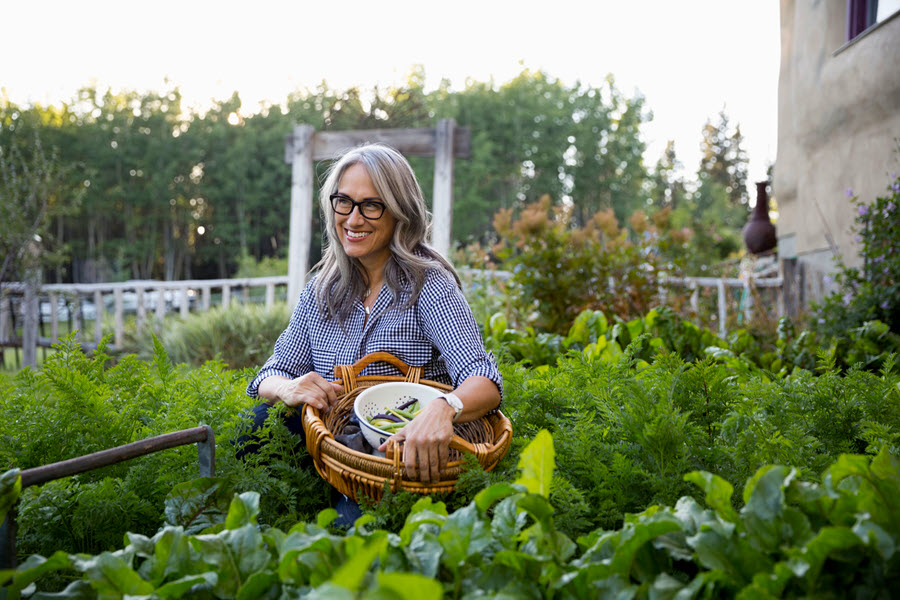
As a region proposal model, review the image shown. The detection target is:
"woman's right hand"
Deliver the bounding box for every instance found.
[260,373,343,412]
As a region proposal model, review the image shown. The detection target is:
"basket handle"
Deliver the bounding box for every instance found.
[334,352,423,392]
[385,433,494,471]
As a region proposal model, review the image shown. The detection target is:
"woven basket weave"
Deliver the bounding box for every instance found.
[302,352,512,500]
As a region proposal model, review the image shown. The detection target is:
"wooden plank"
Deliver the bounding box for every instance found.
[136,287,146,334]
[49,292,59,341]
[180,288,189,318]
[717,280,727,339]
[156,287,166,321]
[292,127,471,162]
[20,426,211,488]
[93,289,103,344]
[114,288,123,348]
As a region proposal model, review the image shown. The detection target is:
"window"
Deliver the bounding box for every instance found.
[847,0,900,39]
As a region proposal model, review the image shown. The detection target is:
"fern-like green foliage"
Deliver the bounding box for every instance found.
[125,302,292,369]
[1,333,331,560]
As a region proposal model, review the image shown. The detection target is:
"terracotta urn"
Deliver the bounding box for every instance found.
[743,181,777,254]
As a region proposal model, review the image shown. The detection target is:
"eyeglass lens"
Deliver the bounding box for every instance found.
[331,194,385,219]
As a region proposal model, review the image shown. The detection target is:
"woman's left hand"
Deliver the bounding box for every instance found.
[378,397,456,483]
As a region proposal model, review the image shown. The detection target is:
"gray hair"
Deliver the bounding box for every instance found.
[313,143,460,323]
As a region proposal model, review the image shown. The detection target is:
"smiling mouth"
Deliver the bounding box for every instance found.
[345,230,371,240]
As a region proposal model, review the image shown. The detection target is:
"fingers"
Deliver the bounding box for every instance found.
[278,373,342,411]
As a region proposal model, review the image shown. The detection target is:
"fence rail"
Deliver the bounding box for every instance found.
[1,276,290,365]
[1,271,785,367]
[0,425,215,569]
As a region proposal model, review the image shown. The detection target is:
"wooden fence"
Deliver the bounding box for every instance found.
[0,272,785,368]
[0,276,289,365]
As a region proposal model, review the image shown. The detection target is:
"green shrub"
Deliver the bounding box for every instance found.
[128,302,291,370]
[817,173,900,336]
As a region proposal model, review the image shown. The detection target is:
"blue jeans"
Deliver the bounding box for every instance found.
[235,402,362,527]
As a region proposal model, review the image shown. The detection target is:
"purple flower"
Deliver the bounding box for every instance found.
[818,318,826,325]
[892,182,899,193]
[846,188,854,197]
[842,293,853,306]
[854,235,862,243]
[823,274,833,285]
[858,205,869,216]
[887,201,896,212]
[881,301,890,310]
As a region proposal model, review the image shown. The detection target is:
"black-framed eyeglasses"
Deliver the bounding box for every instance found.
[330,194,387,220]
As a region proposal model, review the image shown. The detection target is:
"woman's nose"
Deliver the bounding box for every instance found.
[346,205,367,225]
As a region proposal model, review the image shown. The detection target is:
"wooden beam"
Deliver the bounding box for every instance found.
[285,127,471,163]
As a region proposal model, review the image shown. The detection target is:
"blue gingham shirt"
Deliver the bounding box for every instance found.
[247,268,502,399]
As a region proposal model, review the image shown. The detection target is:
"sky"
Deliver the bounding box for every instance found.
[1,0,780,187]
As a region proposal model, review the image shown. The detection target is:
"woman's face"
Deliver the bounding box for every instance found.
[334,162,397,274]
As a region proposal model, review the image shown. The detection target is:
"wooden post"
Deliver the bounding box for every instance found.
[286,124,315,307]
[49,292,59,342]
[114,288,124,348]
[180,288,189,318]
[717,279,727,339]
[136,287,146,334]
[690,281,699,314]
[242,286,250,304]
[202,286,211,311]
[432,118,455,258]
[156,288,166,321]
[22,277,39,369]
[0,295,9,345]
[265,283,275,308]
[73,294,83,343]
[93,290,103,344]
[222,285,231,309]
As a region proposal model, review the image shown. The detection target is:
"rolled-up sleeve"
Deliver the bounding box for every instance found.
[246,282,315,398]
[416,270,503,399]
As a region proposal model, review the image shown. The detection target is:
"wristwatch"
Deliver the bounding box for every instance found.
[439,393,464,422]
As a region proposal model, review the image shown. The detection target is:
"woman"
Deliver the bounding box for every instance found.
[245,142,502,488]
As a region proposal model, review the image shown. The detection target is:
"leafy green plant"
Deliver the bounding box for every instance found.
[125,302,292,370]
[0,334,332,561]
[817,173,900,336]
[4,433,898,599]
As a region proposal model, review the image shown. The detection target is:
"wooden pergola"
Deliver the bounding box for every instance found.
[283,119,470,306]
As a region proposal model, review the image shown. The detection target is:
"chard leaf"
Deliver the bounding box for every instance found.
[438,504,493,570]
[236,570,278,600]
[491,496,527,547]
[330,535,388,591]
[73,552,154,597]
[316,508,338,529]
[6,551,72,594]
[225,492,261,529]
[684,470,738,523]
[0,468,21,526]
[372,572,443,600]
[306,582,355,600]
[741,466,794,553]
[474,482,519,513]
[405,527,442,578]
[515,429,555,498]
[154,572,217,599]
[29,579,95,599]
[164,477,233,535]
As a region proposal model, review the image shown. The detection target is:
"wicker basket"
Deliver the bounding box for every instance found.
[302,352,512,500]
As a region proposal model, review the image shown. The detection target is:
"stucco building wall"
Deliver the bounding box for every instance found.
[776,0,900,302]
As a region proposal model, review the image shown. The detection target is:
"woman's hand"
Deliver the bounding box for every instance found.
[378,397,456,483]
[259,373,343,412]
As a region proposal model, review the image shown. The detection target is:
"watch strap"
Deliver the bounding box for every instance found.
[439,392,464,422]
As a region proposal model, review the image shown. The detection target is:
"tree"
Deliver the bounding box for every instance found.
[648,140,688,210]
[0,133,82,287]
[698,109,749,206]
